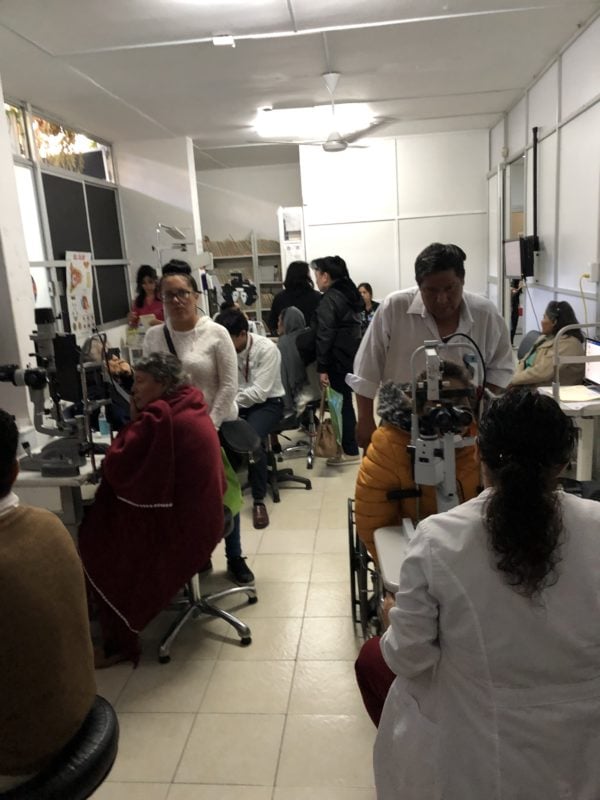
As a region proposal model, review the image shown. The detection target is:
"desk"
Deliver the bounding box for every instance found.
[537,388,600,480]
[16,440,106,531]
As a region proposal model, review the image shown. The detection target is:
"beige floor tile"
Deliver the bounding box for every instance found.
[298,617,363,661]
[175,713,285,785]
[267,506,321,530]
[217,581,308,618]
[252,554,313,582]
[305,582,352,617]
[288,661,366,716]
[200,660,294,713]
[109,713,195,782]
[168,787,272,800]
[94,662,134,705]
[217,618,302,661]
[269,484,324,508]
[274,789,376,800]
[276,714,375,788]
[310,553,350,582]
[258,528,316,554]
[92,783,170,800]
[319,504,353,528]
[116,659,215,713]
[314,527,350,553]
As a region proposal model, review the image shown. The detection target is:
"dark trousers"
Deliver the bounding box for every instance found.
[240,398,284,501]
[354,635,395,727]
[329,371,359,456]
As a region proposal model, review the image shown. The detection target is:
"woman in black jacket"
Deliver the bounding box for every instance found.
[312,255,363,465]
[267,261,321,334]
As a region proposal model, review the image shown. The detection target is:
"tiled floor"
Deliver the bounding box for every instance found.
[92,449,377,799]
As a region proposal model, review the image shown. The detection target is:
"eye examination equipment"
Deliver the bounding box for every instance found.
[375,339,482,595]
[0,308,113,478]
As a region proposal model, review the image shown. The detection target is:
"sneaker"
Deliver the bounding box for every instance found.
[227,556,255,585]
[326,453,361,466]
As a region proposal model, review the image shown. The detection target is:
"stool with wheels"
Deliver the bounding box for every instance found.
[0,695,119,800]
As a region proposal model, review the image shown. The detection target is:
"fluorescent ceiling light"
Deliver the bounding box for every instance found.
[254,104,374,140]
[212,35,235,47]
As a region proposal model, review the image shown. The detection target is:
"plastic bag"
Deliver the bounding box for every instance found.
[326,386,343,446]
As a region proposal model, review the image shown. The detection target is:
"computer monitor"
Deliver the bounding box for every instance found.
[585,338,600,385]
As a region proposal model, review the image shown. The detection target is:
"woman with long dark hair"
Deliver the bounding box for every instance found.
[127,264,164,327]
[312,255,363,465]
[357,281,379,331]
[373,389,600,799]
[511,299,584,386]
[267,260,321,333]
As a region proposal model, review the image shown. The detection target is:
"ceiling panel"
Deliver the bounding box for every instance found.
[194,143,299,170]
[0,0,597,165]
[0,0,294,55]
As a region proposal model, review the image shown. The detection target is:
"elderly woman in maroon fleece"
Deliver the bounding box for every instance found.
[79,352,225,666]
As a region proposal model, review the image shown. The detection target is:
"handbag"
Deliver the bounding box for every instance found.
[315,392,339,459]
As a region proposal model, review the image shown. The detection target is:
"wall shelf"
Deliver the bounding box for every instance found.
[208,232,282,329]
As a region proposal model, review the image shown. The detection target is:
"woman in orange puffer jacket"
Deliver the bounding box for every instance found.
[355,366,481,564]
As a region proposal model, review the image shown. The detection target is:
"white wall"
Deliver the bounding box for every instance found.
[488,14,600,336]
[301,129,489,299]
[197,163,302,242]
[0,73,37,422]
[114,137,201,278]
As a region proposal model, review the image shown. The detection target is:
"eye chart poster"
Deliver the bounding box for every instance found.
[65,251,95,343]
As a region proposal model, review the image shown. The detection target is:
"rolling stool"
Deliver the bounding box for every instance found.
[276,400,319,469]
[157,507,258,663]
[158,571,257,662]
[0,695,119,800]
[266,416,312,503]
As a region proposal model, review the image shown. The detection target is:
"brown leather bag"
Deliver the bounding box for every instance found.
[315,392,339,458]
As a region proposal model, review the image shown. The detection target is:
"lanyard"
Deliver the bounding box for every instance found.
[242,334,253,382]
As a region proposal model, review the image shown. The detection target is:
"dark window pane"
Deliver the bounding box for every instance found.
[86,184,123,259]
[42,173,90,259]
[94,264,129,324]
[82,151,107,180]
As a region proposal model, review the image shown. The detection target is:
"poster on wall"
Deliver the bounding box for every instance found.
[65,251,95,343]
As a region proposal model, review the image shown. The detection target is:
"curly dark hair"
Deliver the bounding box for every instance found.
[478,389,576,598]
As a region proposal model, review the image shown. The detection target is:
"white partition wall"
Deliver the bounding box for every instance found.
[304,220,399,301]
[301,129,489,296]
[489,13,600,327]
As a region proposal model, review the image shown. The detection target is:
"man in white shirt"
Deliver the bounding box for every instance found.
[347,242,514,447]
[216,308,285,529]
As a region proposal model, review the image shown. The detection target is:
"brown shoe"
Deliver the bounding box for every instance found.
[252,502,269,529]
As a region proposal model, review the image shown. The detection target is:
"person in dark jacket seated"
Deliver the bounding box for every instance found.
[277,306,321,419]
[0,409,96,789]
[311,255,364,465]
[79,353,226,667]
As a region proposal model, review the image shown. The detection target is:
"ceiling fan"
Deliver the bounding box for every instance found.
[255,72,393,152]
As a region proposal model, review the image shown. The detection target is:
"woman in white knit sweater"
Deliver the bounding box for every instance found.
[143,262,254,585]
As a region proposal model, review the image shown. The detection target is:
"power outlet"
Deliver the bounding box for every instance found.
[587,262,600,283]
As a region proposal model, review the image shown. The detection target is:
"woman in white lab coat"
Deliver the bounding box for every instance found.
[375,389,600,800]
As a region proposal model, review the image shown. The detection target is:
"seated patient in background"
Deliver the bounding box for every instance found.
[79,352,225,667]
[511,300,585,388]
[354,361,481,564]
[0,409,95,790]
[277,306,321,420]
